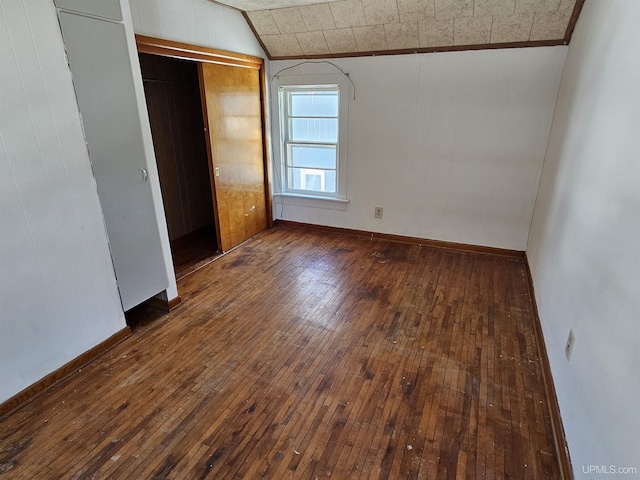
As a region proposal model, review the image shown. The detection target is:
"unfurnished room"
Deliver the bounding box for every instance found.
[0,0,638,478]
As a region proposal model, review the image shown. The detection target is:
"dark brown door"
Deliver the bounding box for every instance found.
[199,62,268,252]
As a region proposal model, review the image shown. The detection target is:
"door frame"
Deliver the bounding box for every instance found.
[135,35,273,248]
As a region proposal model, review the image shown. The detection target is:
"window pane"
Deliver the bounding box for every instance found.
[280,86,342,197]
[290,91,338,117]
[288,167,337,193]
[289,145,336,169]
[323,170,336,193]
[289,118,337,142]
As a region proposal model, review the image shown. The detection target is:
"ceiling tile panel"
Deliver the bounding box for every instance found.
[246,10,280,34]
[299,3,337,31]
[329,0,368,28]
[490,12,533,43]
[530,10,571,39]
[220,0,337,11]
[384,21,419,49]
[233,0,581,57]
[352,24,388,50]
[454,15,492,45]
[271,7,307,33]
[259,34,280,54]
[323,27,358,52]
[296,31,332,54]
[474,0,516,16]
[362,0,400,25]
[558,0,576,12]
[418,17,454,47]
[261,33,304,56]
[435,0,473,20]
[397,0,436,22]
[515,0,561,14]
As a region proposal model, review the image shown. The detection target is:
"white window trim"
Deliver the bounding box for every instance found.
[272,73,350,210]
[281,84,339,198]
[274,192,349,211]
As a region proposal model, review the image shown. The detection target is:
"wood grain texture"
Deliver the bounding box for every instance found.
[145,295,183,313]
[170,225,221,280]
[0,327,131,419]
[135,36,271,252]
[200,62,268,252]
[0,227,563,478]
[140,53,215,242]
[259,64,273,230]
[264,39,566,61]
[135,35,263,70]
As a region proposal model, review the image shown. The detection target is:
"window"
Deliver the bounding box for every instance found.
[279,86,341,198]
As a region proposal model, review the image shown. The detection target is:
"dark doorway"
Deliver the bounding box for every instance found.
[139,52,218,279]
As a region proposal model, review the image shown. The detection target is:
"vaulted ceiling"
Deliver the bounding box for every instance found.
[213,0,584,59]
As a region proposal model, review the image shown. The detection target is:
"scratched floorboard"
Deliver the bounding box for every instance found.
[0,226,561,479]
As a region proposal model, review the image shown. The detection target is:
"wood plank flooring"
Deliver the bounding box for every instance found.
[0,226,561,479]
[171,225,220,280]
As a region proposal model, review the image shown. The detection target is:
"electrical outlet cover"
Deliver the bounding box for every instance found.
[565,329,575,361]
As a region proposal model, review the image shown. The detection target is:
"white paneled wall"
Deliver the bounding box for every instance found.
[0,0,126,402]
[129,0,265,57]
[527,0,640,473]
[271,46,567,250]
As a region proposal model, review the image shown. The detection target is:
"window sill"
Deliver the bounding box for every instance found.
[274,193,349,211]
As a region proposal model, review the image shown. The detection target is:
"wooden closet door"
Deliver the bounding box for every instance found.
[199,63,267,252]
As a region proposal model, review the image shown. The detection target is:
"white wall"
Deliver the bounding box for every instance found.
[129,0,265,58]
[0,0,126,403]
[527,1,640,476]
[271,47,567,250]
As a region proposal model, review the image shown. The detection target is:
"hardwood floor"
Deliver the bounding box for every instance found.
[0,227,561,479]
[171,225,220,280]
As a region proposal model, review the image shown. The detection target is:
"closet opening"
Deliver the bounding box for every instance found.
[139,52,219,279]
